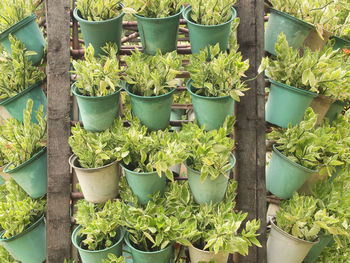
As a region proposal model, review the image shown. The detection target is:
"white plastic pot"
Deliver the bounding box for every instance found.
[188,245,229,263]
[267,220,318,263]
[69,154,120,203]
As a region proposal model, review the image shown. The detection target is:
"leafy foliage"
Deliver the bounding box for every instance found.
[0,179,46,238]
[0,0,36,32]
[123,49,182,96]
[317,241,350,263]
[189,0,237,25]
[102,254,125,263]
[0,35,46,100]
[76,0,123,21]
[75,199,124,251]
[123,0,183,18]
[72,44,122,96]
[187,43,249,101]
[0,99,46,168]
[260,33,350,101]
[0,245,18,262]
[179,116,235,181]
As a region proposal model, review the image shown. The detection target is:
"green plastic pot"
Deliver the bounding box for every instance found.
[0,83,47,123]
[0,215,46,263]
[124,234,174,263]
[266,79,318,128]
[0,14,46,65]
[265,8,314,56]
[170,109,185,131]
[125,84,175,131]
[121,163,166,205]
[183,6,237,54]
[185,154,236,204]
[73,8,124,56]
[72,83,122,132]
[325,100,347,122]
[186,79,234,130]
[4,147,47,199]
[135,8,182,55]
[266,145,317,199]
[72,225,125,263]
[331,36,350,51]
[303,235,333,263]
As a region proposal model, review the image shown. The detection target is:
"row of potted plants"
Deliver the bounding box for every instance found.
[260,33,350,128]
[71,178,261,263]
[72,42,249,132]
[265,0,350,54]
[73,0,240,56]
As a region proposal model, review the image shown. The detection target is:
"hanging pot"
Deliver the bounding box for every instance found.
[265,8,314,55]
[4,147,47,199]
[125,84,175,131]
[330,36,350,51]
[309,95,335,125]
[266,79,318,128]
[0,14,46,65]
[124,234,174,263]
[71,83,122,132]
[267,220,318,263]
[134,8,182,55]
[325,100,347,122]
[266,145,317,199]
[72,225,125,263]
[186,79,234,130]
[0,83,46,123]
[121,163,166,205]
[69,155,120,203]
[73,8,124,56]
[185,154,235,204]
[183,5,237,54]
[188,245,229,263]
[0,215,46,263]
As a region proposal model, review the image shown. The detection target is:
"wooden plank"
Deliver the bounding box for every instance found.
[45,0,72,261]
[235,1,267,262]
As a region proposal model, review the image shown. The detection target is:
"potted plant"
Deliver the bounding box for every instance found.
[118,117,187,204]
[0,36,46,122]
[72,199,125,262]
[102,254,125,263]
[123,49,182,131]
[1,99,47,199]
[71,43,123,132]
[68,119,126,203]
[186,43,249,130]
[179,116,236,204]
[260,34,350,128]
[0,179,46,263]
[163,181,261,263]
[0,0,46,65]
[183,0,239,54]
[124,0,183,55]
[73,0,125,56]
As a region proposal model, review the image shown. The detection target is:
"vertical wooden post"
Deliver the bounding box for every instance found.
[235,1,267,263]
[45,0,71,261]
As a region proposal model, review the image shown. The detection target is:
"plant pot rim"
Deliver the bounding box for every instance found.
[124,233,173,254]
[120,162,161,177]
[4,146,47,174]
[183,5,236,28]
[330,35,350,44]
[73,7,125,24]
[184,153,236,178]
[71,82,122,100]
[190,244,228,255]
[186,79,232,100]
[69,154,118,172]
[269,78,318,98]
[0,14,37,40]
[72,225,125,253]
[134,6,183,21]
[0,82,43,106]
[270,219,319,245]
[269,8,314,30]
[124,83,176,99]
[0,214,45,242]
[272,145,318,173]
